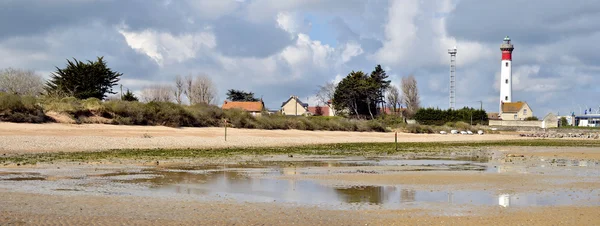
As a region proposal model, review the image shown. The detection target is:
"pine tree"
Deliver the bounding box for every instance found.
[45,57,122,100]
[121,89,138,102]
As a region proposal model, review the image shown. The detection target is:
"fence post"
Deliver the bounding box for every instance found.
[395,132,398,151]
[224,119,227,141]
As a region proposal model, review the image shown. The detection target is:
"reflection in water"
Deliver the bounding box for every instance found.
[499,194,510,207]
[112,167,600,209]
[5,157,597,210]
[335,186,384,204]
[400,189,416,203]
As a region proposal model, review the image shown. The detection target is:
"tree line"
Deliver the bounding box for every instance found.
[2,58,427,122]
[0,57,223,106]
[317,65,420,119]
[414,107,488,125]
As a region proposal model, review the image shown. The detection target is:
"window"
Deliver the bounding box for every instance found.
[523,109,527,115]
[505,62,509,67]
[505,96,508,101]
[505,79,508,84]
[514,115,517,120]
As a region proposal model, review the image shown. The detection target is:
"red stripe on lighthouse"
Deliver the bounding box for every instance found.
[502,51,512,61]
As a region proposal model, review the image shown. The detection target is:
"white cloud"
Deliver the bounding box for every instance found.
[118,27,216,66]
[280,33,334,72]
[340,41,364,64]
[276,11,310,34]
[373,0,493,68]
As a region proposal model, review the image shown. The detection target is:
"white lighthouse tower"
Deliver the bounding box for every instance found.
[499,36,514,112]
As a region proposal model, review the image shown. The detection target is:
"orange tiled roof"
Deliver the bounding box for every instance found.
[307,106,330,116]
[222,101,264,112]
[381,107,407,115]
[501,102,525,113]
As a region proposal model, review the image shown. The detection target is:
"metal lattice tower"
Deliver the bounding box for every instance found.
[448,47,457,110]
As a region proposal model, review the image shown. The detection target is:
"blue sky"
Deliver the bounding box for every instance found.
[1,0,599,116]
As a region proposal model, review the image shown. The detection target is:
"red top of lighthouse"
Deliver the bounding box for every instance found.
[500,36,514,61]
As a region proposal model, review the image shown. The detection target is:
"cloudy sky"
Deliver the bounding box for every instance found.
[1,0,599,116]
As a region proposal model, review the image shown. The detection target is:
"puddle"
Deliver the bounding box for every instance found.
[138,169,599,209]
[1,157,598,211]
[109,164,599,209]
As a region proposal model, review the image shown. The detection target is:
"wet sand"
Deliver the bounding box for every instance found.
[1,192,599,226]
[1,149,599,225]
[1,123,599,225]
[0,122,528,154]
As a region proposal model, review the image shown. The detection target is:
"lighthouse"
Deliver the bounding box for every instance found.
[499,36,514,113]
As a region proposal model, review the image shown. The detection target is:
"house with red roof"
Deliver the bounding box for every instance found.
[222,100,265,116]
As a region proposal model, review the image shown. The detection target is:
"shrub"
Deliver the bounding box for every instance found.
[0,94,46,123]
[454,121,471,130]
[525,116,539,121]
[103,100,146,124]
[414,107,488,125]
[43,97,84,114]
[0,93,395,132]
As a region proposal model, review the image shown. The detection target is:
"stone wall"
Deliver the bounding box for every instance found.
[489,120,542,128]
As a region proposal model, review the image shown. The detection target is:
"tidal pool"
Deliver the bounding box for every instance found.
[1,157,599,211]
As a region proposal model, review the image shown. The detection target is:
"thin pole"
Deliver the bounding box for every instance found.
[395,132,398,151]
[224,119,227,141]
[477,100,483,124]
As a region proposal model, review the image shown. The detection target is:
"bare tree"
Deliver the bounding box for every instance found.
[173,75,184,104]
[184,75,194,104]
[184,74,217,105]
[315,81,336,105]
[141,84,174,102]
[386,85,401,113]
[0,68,44,96]
[401,75,420,118]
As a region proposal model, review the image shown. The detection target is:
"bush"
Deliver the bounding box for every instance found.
[0,94,46,123]
[525,116,539,121]
[454,121,471,130]
[0,93,394,132]
[414,107,488,126]
[43,97,85,114]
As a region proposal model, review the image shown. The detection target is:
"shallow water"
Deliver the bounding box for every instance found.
[146,170,599,209]
[1,157,599,210]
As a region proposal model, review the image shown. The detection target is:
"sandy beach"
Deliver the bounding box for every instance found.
[0,122,528,154]
[1,122,599,225]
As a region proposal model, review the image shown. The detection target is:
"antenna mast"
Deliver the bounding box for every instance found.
[448,46,457,110]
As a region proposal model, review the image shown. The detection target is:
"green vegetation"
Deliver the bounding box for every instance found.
[3,140,600,165]
[121,89,138,102]
[0,94,388,131]
[45,57,121,100]
[333,65,390,119]
[226,89,259,102]
[559,117,568,127]
[525,116,539,121]
[0,93,46,122]
[414,107,488,126]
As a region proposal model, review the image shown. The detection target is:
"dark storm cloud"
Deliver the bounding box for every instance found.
[0,0,211,40]
[213,16,295,58]
[446,0,600,44]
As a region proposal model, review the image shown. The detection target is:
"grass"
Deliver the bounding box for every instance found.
[0,94,389,132]
[3,139,600,165]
